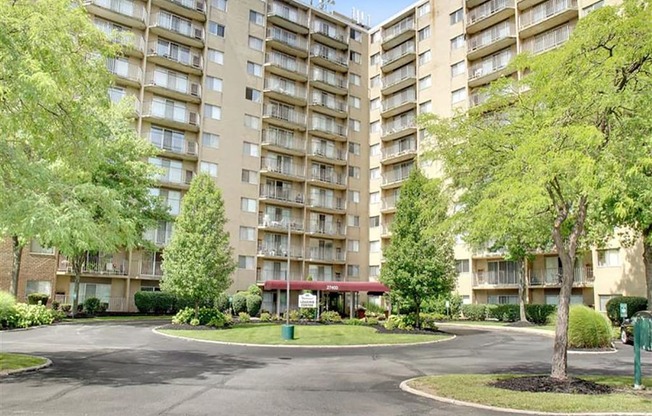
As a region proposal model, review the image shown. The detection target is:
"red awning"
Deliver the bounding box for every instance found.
[262,280,389,293]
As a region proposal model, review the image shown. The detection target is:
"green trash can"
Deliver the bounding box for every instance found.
[281,324,295,340]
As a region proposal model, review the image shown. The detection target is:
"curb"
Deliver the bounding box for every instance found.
[0,356,52,377]
[437,322,555,337]
[152,327,457,348]
[399,378,652,416]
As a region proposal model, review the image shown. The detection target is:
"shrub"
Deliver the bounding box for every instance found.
[384,315,400,330]
[260,312,272,322]
[343,318,365,325]
[299,308,316,320]
[362,301,385,314]
[247,284,262,297]
[319,310,342,323]
[238,312,251,323]
[172,307,229,327]
[99,302,109,313]
[27,293,49,306]
[605,296,647,325]
[232,292,248,314]
[190,318,200,326]
[487,304,520,322]
[207,313,228,328]
[366,317,379,326]
[526,304,557,325]
[0,291,17,328]
[568,305,613,349]
[134,291,177,314]
[288,309,300,322]
[61,304,72,312]
[215,292,230,313]
[51,300,60,311]
[9,303,55,328]
[462,304,487,321]
[246,294,262,317]
[419,313,439,330]
[83,297,101,316]
[423,294,463,318]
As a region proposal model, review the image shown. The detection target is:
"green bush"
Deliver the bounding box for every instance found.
[605,296,647,325]
[319,310,342,323]
[246,294,262,317]
[0,291,17,328]
[99,302,109,313]
[384,315,400,330]
[526,304,557,325]
[487,304,520,322]
[27,293,49,306]
[362,301,385,314]
[366,317,379,326]
[232,292,248,314]
[260,312,272,322]
[215,292,230,313]
[61,304,72,312]
[134,291,177,314]
[284,309,300,322]
[190,318,200,326]
[247,284,262,297]
[462,304,487,321]
[343,318,365,325]
[83,297,101,316]
[238,312,251,323]
[172,307,229,327]
[9,303,55,328]
[299,308,316,320]
[419,313,439,330]
[568,305,613,349]
[51,300,60,311]
[423,294,463,318]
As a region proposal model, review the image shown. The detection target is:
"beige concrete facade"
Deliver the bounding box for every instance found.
[1,0,645,314]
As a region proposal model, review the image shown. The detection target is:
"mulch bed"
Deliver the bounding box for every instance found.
[491,376,613,395]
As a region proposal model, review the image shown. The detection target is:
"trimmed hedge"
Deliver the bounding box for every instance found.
[27,293,49,306]
[215,292,230,313]
[246,294,262,317]
[83,297,101,315]
[232,292,248,314]
[605,296,647,325]
[134,291,189,314]
[526,304,556,325]
[172,307,230,327]
[568,305,613,349]
[484,304,557,324]
[462,304,487,321]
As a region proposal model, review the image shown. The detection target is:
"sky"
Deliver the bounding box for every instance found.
[305,0,418,26]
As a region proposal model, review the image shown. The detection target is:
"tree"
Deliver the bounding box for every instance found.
[379,168,456,329]
[421,0,652,379]
[161,174,236,319]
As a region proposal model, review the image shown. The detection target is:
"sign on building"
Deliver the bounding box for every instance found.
[298,293,317,308]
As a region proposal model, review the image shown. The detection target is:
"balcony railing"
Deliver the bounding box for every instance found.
[382,195,400,210]
[312,20,347,43]
[468,0,514,26]
[262,129,305,152]
[258,244,303,258]
[473,270,521,286]
[382,89,416,112]
[309,145,347,162]
[307,221,345,236]
[520,0,577,29]
[95,21,146,52]
[146,73,201,97]
[261,159,305,179]
[267,27,308,51]
[140,261,163,277]
[308,196,345,210]
[107,58,142,82]
[310,169,346,186]
[382,140,417,159]
[267,1,308,27]
[311,68,348,89]
[307,248,345,262]
[529,267,594,285]
[264,78,307,100]
[257,270,288,282]
[86,0,147,22]
[382,41,415,66]
[382,166,413,185]
[263,105,306,125]
[468,50,514,81]
[259,214,304,231]
[144,226,174,246]
[147,41,203,69]
[266,52,308,75]
[57,254,129,276]
[169,0,206,13]
[151,12,204,41]
[145,133,197,156]
[382,116,417,137]
[521,24,571,55]
[382,65,416,89]
[259,186,305,204]
[382,17,415,43]
[467,21,515,52]
[142,101,199,126]
[155,167,194,186]
[310,92,347,112]
[310,45,348,66]
[310,117,347,137]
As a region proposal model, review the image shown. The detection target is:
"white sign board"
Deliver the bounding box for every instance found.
[298,293,317,308]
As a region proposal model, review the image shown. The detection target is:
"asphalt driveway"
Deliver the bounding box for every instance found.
[0,322,648,416]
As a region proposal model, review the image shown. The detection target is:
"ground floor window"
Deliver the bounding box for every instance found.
[487,295,519,305]
[461,295,471,305]
[598,294,621,312]
[69,283,111,303]
[26,280,52,296]
[545,294,584,306]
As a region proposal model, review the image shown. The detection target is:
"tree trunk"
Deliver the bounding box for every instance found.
[10,235,24,298]
[194,300,200,321]
[415,301,421,329]
[70,254,85,318]
[519,261,528,322]
[550,250,575,380]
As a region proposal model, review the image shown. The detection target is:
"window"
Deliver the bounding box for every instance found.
[348,240,360,252]
[371,31,381,43]
[202,132,219,148]
[583,0,604,15]
[347,215,360,227]
[248,36,263,51]
[348,166,360,178]
[370,75,381,87]
[30,240,54,255]
[369,266,380,277]
[349,190,360,203]
[239,226,255,241]
[249,10,264,25]
[451,34,465,50]
[420,100,432,113]
[238,255,255,269]
[487,295,519,305]
[350,96,361,109]
[456,259,470,274]
[347,265,360,277]
[349,119,361,132]
[370,98,380,110]
[207,48,224,64]
[240,198,257,213]
[212,0,227,11]
[452,87,467,104]
[209,21,225,37]
[349,51,361,64]
[419,50,432,65]
[370,121,380,133]
[151,188,181,215]
[241,169,258,184]
[200,161,218,177]
[370,167,380,180]
[369,216,380,227]
[370,143,380,156]
[598,249,620,267]
[419,75,432,90]
[370,240,380,253]
[418,25,431,41]
[348,142,360,155]
[204,104,221,120]
[243,141,259,156]
[349,73,361,86]
[370,192,380,204]
[418,2,431,17]
[350,28,362,42]
[451,61,466,77]
[26,280,52,295]
[206,76,223,92]
[247,61,262,77]
[245,87,262,102]
[450,8,463,25]
[370,53,381,66]
[599,294,621,312]
[244,114,260,130]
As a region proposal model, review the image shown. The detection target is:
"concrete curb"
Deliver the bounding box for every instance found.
[399,378,652,416]
[152,327,457,348]
[0,356,52,377]
[436,322,555,337]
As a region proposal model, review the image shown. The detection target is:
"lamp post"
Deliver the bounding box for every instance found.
[281,217,294,340]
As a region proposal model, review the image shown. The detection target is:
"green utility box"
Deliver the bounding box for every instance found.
[634,316,652,389]
[281,324,295,340]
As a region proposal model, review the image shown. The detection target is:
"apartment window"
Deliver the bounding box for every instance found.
[243,141,259,156]
[350,96,361,109]
[488,295,519,305]
[370,167,380,180]
[347,215,360,227]
[202,132,219,149]
[239,226,255,241]
[418,2,431,16]
[598,249,620,267]
[200,161,218,177]
[370,121,380,133]
[370,53,381,66]
[26,280,52,295]
[212,0,227,11]
[348,166,360,178]
[419,75,432,90]
[248,36,264,51]
[370,75,381,87]
[456,259,470,274]
[347,265,360,277]
[349,190,360,203]
[350,51,361,64]
[244,114,261,130]
[370,240,380,253]
[419,50,432,66]
[238,255,255,269]
[207,48,224,64]
[30,239,54,255]
[350,73,361,86]
[209,21,225,37]
[204,104,221,120]
[240,198,257,213]
[206,76,223,92]
[350,28,362,42]
[451,34,465,50]
[348,240,360,252]
[370,216,380,227]
[418,25,431,41]
[241,169,258,185]
[348,142,360,155]
[371,31,381,43]
[451,61,466,77]
[583,0,604,15]
[247,61,262,77]
[249,10,264,25]
[420,100,432,113]
[370,192,380,204]
[599,294,620,312]
[369,266,380,277]
[450,8,463,25]
[370,98,380,110]
[245,87,262,103]
[349,119,361,132]
[451,87,467,104]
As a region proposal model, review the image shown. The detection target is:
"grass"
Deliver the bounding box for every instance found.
[64,315,171,323]
[409,374,652,413]
[159,323,451,345]
[0,353,47,371]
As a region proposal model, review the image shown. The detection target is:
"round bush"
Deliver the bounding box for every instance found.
[319,310,342,323]
[461,304,487,321]
[238,312,251,323]
[247,284,262,297]
[83,297,101,315]
[27,293,49,306]
[568,305,613,349]
[246,294,262,317]
[605,296,647,325]
[260,312,272,322]
[0,291,17,328]
[232,292,248,314]
[215,292,230,313]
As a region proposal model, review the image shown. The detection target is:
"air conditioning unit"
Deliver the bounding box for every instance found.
[195,1,205,12]
[188,111,199,125]
[190,83,200,96]
[191,54,201,68]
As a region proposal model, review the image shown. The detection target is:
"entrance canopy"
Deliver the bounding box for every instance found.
[263,280,389,293]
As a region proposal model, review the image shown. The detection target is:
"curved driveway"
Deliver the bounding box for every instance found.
[1,322,648,416]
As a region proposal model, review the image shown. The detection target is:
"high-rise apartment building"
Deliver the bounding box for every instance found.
[1,0,644,315]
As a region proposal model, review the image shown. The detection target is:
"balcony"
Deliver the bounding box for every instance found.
[260,159,305,181]
[310,92,348,118]
[381,115,417,141]
[381,88,417,118]
[307,221,346,239]
[264,78,307,106]
[382,165,413,188]
[309,117,347,141]
[469,90,489,108]
[109,91,141,117]
[310,45,348,72]
[381,41,416,73]
[145,133,198,160]
[151,0,206,22]
[140,261,163,278]
[84,0,147,29]
[106,58,142,87]
[381,194,400,213]
[257,270,289,282]
[307,196,346,213]
[155,166,194,189]
[521,23,572,55]
[308,168,347,190]
[310,68,348,95]
[259,186,305,207]
[94,21,146,57]
[265,52,308,82]
[262,105,306,130]
[468,48,515,87]
[149,12,205,48]
[381,224,393,238]
[57,253,129,276]
[473,270,521,287]
[267,1,309,34]
[308,144,347,165]
[142,100,200,131]
[529,267,594,286]
[144,224,175,246]
[517,0,548,10]
[266,27,309,58]
[519,0,578,39]
[311,20,348,50]
[257,243,303,259]
[381,65,416,95]
[144,73,201,103]
[146,41,203,75]
[467,0,516,34]
[306,248,346,263]
[261,129,306,155]
[467,21,516,61]
[381,140,417,165]
[382,17,415,50]
[259,214,304,233]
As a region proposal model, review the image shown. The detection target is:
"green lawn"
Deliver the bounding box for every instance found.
[409,374,652,413]
[64,315,171,323]
[0,353,47,372]
[159,324,451,345]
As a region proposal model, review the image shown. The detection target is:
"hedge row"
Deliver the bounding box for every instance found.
[461,304,557,325]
